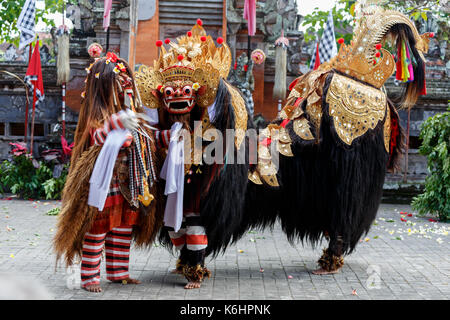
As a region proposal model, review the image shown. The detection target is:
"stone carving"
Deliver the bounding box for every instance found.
[259,0,299,43]
[0,43,55,65]
[228,53,255,115]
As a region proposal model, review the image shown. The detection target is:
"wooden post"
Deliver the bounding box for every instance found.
[106,27,110,52]
[403,108,411,183]
[128,0,138,70]
[62,1,66,138]
[24,43,33,143]
[30,84,37,156]
[62,83,66,138]
[222,0,227,41]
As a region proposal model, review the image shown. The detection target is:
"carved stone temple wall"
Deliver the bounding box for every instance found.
[0,0,135,160]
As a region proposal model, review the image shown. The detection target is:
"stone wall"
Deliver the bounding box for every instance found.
[0,0,134,161]
[0,64,78,159]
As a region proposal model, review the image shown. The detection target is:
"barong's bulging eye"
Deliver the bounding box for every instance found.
[165,87,174,97]
[183,86,192,96]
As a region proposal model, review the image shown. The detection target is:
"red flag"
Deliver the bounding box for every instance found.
[24,41,44,156]
[313,42,321,70]
[25,41,44,104]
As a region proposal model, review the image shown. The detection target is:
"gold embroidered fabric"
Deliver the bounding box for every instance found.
[224,82,248,150]
[281,69,328,142]
[325,73,387,146]
[293,118,315,141]
[383,108,391,153]
[248,124,282,187]
[306,101,323,137]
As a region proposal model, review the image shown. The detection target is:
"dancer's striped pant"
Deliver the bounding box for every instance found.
[80,226,132,288]
[168,213,207,251]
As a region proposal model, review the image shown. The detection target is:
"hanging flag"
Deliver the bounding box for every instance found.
[24,41,45,106]
[17,0,36,50]
[24,41,44,155]
[309,10,338,70]
[309,41,322,70]
[243,0,256,36]
[103,0,113,31]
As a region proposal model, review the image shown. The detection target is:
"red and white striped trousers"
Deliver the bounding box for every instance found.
[80,226,132,288]
[168,212,208,251]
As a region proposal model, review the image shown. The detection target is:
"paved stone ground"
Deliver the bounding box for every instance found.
[0,199,448,300]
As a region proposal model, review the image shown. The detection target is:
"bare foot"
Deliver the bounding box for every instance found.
[111,277,141,284]
[83,283,102,293]
[184,281,201,289]
[312,267,340,275]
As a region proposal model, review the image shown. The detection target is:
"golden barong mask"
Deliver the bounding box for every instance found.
[135,19,231,114]
[321,6,432,88]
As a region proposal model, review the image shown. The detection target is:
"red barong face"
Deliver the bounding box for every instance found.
[162,80,196,114]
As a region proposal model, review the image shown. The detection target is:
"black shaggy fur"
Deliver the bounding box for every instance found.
[158,79,254,257]
[239,72,402,257]
[200,79,255,256]
[159,70,407,260]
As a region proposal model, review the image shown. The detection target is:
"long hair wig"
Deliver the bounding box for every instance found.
[71,57,139,167]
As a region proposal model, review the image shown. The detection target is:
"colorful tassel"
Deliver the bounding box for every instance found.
[405,42,414,82]
[401,41,410,82]
[396,40,415,83]
[395,42,403,81]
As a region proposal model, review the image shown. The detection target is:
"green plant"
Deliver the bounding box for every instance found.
[301,1,355,44]
[0,155,68,200]
[42,164,68,199]
[1,155,44,199]
[412,107,450,221]
[0,0,77,46]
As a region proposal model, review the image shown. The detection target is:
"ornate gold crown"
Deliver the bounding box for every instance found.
[321,7,430,88]
[135,20,232,109]
[328,45,395,89]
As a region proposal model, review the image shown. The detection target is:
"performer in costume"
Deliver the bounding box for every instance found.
[242,3,432,274]
[135,19,254,289]
[53,52,164,292]
[135,5,430,282]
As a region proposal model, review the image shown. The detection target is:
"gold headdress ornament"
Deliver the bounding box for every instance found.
[135,19,232,110]
[322,4,432,88]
